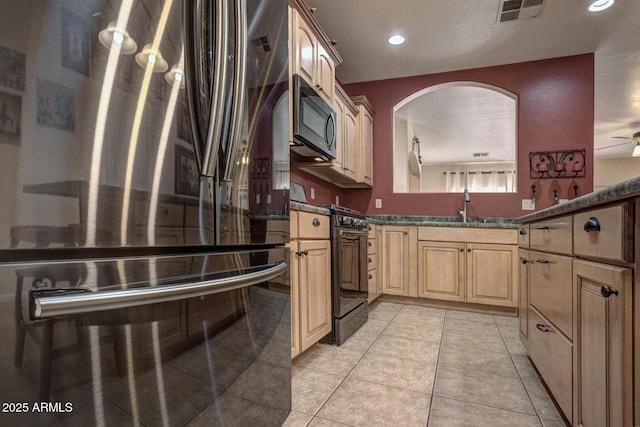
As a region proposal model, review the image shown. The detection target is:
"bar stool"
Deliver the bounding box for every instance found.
[11,225,84,400]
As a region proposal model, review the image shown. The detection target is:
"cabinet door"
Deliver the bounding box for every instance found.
[298,239,332,352]
[466,243,517,307]
[343,109,358,180]
[288,243,300,358]
[316,44,335,103]
[382,226,410,296]
[359,109,374,186]
[418,241,465,301]
[573,260,632,427]
[518,249,530,348]
[293,12,316,86]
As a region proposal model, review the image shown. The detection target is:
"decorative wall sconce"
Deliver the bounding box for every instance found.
[529,149,586,179]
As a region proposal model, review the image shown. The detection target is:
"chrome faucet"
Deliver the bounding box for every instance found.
[457,189,471,223]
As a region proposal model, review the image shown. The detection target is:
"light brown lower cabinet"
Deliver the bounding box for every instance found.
[417,241,465,301]
[417,241,518,307]
[295,239,332,355]
[466,243,518,306]
[518,249,530,349]
[573,259,632,427]
[529,306,573,420]
[382,226,413,296]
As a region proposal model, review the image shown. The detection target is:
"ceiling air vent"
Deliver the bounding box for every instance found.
[497,0,546,24]
[251,35,271,54]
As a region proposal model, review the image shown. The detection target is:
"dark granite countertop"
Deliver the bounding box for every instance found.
[290,201,331,216]
[367,215,518,229]
[519,176,640,223]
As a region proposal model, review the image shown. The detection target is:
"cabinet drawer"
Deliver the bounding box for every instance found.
[518,225,529,248]
[367,236,377,255]
[529,216,572,255]
[529,307,573,422]
[573,203,633,263]
[135,201,184,227]
[418,226,517,245]
[529,251,573,339]
[367,252,377,271]
[297,211,330,239]
[367,268,377,295]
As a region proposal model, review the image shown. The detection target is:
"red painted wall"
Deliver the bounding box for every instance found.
[342,54,594,217]
[290,168,345,207]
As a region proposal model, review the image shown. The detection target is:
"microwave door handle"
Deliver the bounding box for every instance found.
[32,262,288,319]
[325,111,336,151]
[222,0,247,182]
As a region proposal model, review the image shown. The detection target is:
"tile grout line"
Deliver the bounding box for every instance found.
[493,316,549,426]
[425,308,447,427]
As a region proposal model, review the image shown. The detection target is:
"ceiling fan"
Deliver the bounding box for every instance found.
[595,131,640,156]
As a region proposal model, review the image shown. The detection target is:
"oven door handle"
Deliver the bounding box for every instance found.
[338,230,368,236]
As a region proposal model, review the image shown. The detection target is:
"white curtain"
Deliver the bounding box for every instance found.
[445,170,516,193]
[444,171,465,192]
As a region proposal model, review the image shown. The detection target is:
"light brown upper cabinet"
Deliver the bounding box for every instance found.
[290,7,334,105]
[353,96,375,187]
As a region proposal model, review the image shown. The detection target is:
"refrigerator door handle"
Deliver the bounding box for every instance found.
[184,0,228,176]
[222,0,247,182]
[32,261,287,320]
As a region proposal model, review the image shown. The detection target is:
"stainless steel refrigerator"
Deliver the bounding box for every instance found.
[0,0,291,425]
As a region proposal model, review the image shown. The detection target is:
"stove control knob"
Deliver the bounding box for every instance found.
[362,220,369,229]
[342,216,352,225]
[354,219,363,227]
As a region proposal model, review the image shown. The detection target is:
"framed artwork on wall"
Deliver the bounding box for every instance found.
[176,96,192,141]
[0,46,25,91]
[61,8,90,76]
[175,144,199,197]
[36,78,75,131]
[0,91,21,144]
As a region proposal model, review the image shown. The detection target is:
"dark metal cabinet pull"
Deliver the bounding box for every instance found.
[600,285,618,298]
[367,241,372,247]
[536,323,550,333]
[519,228,527,235]
[368,257,372,263]
[295,250,308,256]
[536,225,550,230]
[535,259,550,264]
[521,259,529,264]
[368,274,373,280]
[312,218,320,226]
[583,217,601,232]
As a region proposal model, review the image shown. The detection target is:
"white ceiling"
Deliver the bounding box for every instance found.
[305,0,640,159]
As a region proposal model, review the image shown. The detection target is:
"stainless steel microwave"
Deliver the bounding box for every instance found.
[291,74,337,160]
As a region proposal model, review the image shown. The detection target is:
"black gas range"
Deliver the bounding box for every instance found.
[322,205,369,345]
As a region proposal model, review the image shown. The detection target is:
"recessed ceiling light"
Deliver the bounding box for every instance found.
[588,0,614,12]
[388,34,405,45]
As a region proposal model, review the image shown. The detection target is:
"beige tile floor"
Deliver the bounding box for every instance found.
[284,301,568,427]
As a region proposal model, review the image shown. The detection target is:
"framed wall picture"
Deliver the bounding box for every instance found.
[176,95,192,141]
[0,91,21,144]
[37,78,75,131]
[61,8,90,76]
[175,144,199,197]
[0,46,25,91]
